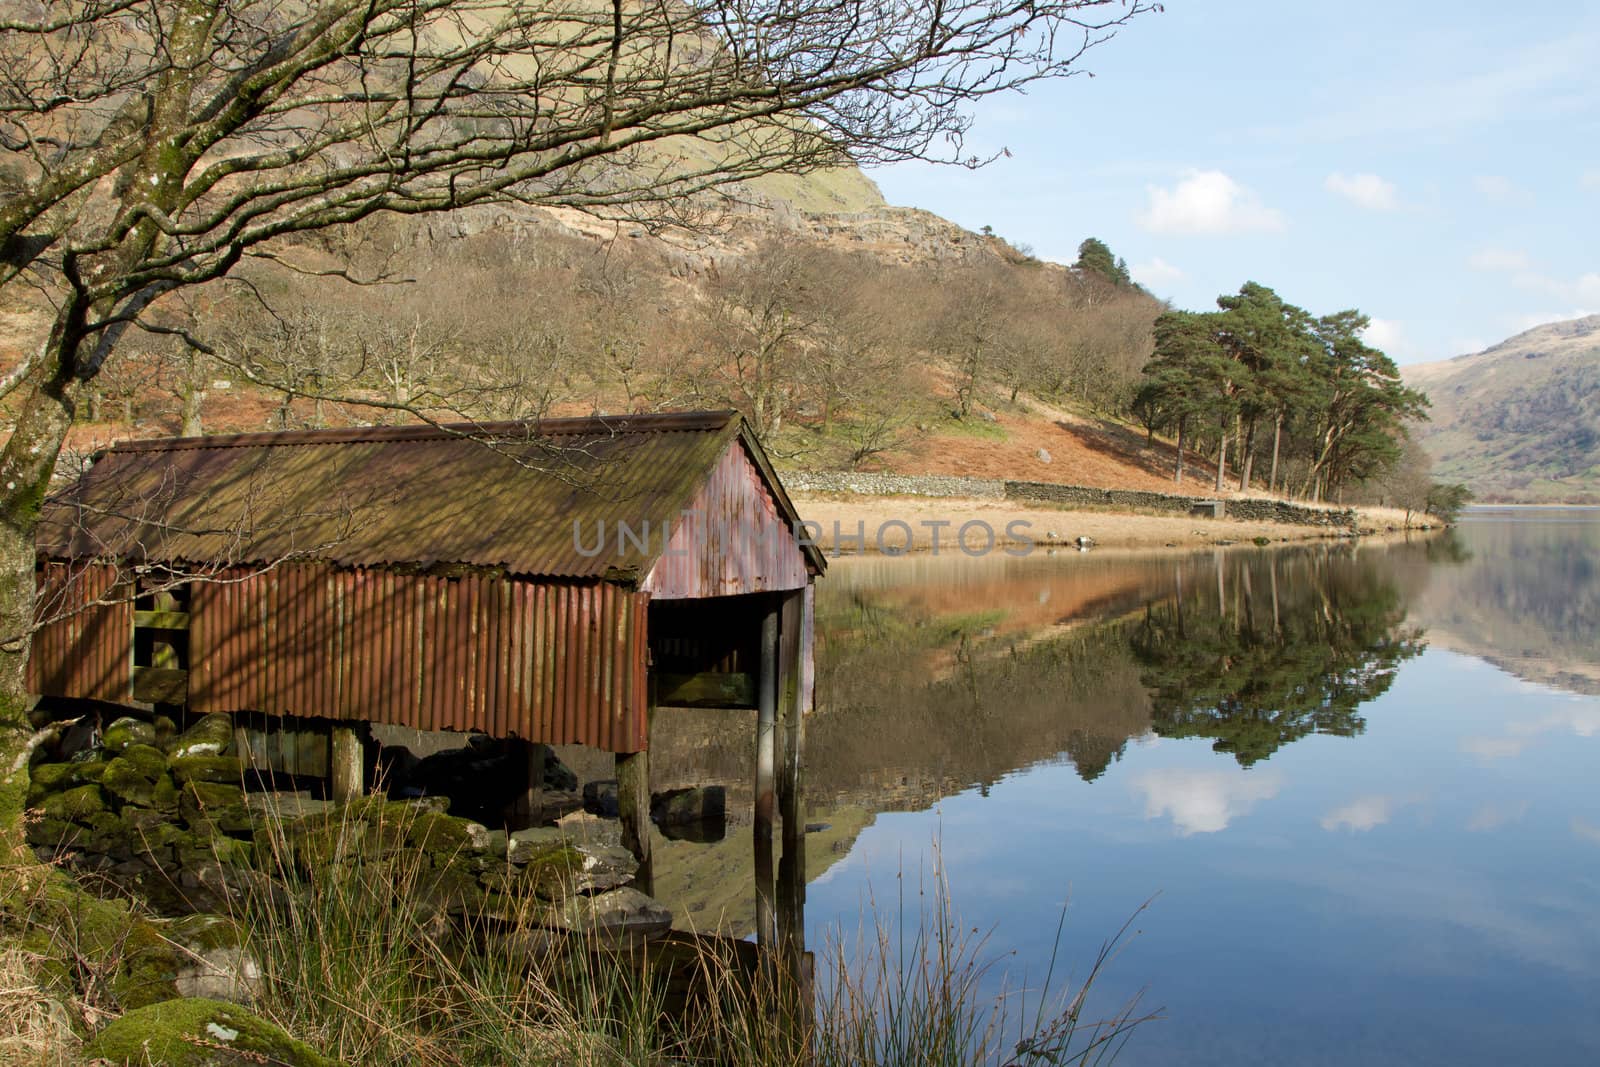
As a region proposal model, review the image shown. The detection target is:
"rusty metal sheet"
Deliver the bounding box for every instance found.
[38,412,822,581]
[642,439,812,599]
[185,565,649,752]
[28,562,131,704]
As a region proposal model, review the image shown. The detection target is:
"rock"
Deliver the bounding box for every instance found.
[171,714,236,759]
[506,832,638,894]
[1036,448,1052,463]
[650,785,725,827]
[123,743,172,779]
[405,810,491,857]
[26,760,107,806]
[582,779,619,817]
[169,915,263,1005]
[180,781,247,825]
[171,755,245,786]
[978,409,998,423]
[114,914,262,1009]
[84,997,334,1066]
[242,792,334,821]
[103,716,157,753]
[553,809,623,847]
[552,887,672,942]
[40,783,107,822]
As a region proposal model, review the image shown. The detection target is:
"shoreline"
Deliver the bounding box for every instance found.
[790,491,1436,555]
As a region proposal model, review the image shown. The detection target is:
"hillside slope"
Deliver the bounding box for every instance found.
[1404,315,1600,502]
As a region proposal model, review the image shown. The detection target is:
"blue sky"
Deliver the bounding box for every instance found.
[868,1,1600,365]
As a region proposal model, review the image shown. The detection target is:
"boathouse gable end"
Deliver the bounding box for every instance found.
[27,412,818,755]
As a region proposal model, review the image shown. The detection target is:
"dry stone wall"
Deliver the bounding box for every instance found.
[783,471,1357,529]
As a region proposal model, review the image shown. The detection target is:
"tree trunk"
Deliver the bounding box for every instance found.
[1238,417,1256,492]
[1268,414,1283,494]
[1214,417,1229,493]
[0,327,82,716]
[1175,417,1186,483]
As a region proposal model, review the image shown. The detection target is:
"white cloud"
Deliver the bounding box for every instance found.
[1324,172,1398,211]
[1321,795,1395,833]
[1574,819,1600,846]
[1473,174,1524,201]
[1582,170,1600,191]
[1467,247,1532,272]
[1136,170,1286,235]
[1130,256,1184,287]
[1130,768,1282,836]
[1361,318,1405,353]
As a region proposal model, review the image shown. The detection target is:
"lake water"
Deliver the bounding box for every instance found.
[650,508,1600,1064]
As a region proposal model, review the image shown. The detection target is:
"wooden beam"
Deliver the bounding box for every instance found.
[133,609,190,630]
[132,666,187,704]
[754,601,779,954]
[655,671,756,709]
[330,725,365,801]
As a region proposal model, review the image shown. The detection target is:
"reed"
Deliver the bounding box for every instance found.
[235,799,1153,1066]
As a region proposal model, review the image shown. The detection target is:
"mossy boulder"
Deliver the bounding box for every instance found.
[170,755,245,787]
[110,914,262,1010]
[404,810,490,858]
[170,714,236,759]
[104,716,158,753]
[103,750,177,810]
[39,783,107,822]
[85,997,333,1066]
[26,759,108,806]
[179,781,246,823]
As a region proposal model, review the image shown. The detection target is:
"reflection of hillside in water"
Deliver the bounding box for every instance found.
[645,544,1437,933]
[1413,510,1600,695]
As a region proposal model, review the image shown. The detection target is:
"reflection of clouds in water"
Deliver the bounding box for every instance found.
[1574,819,1600,846]
[1322,795,1397,833]
[1460,736,1528,760]
[1131,768,1281,835]
[1461,705,1600,760]
[1467,800,1530,832]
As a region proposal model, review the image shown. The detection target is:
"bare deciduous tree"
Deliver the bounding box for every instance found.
[0,0,1154,700]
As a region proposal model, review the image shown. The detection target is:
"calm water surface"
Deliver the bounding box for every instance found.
[652,509,1600,1064]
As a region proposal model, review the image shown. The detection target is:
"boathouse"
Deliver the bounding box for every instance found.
[28,411,821,924]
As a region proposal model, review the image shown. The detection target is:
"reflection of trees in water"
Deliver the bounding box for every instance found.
[1131,550,1426,766]
[816,592,1154,794]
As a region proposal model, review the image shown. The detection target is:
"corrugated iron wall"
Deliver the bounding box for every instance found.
[28,562,132,704]
[187,566,649,751]
[644,441,810,599]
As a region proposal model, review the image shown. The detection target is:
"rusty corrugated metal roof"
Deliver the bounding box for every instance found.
[39,411,822,580]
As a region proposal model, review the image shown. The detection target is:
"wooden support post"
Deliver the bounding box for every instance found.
[330,724,365,801]
[776,586,811,1050]
[617,677,656,895]
[512,740,547,829]
[754,600,780,954]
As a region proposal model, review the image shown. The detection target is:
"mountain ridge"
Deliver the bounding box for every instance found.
[1403,314,1600,503]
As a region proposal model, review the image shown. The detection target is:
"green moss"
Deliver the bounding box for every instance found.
[169,714,235,759]
[122,743,170,779]
[103,717,157,753]
[40,783,107,821]
[170,755,244,786]
[102,754,175,810]
[404,810,483,858]
[515,843,582,901]
[85,997,335,1066]
[27,759,108,804]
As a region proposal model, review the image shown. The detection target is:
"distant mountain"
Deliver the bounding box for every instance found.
[1404,315,1600,502]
